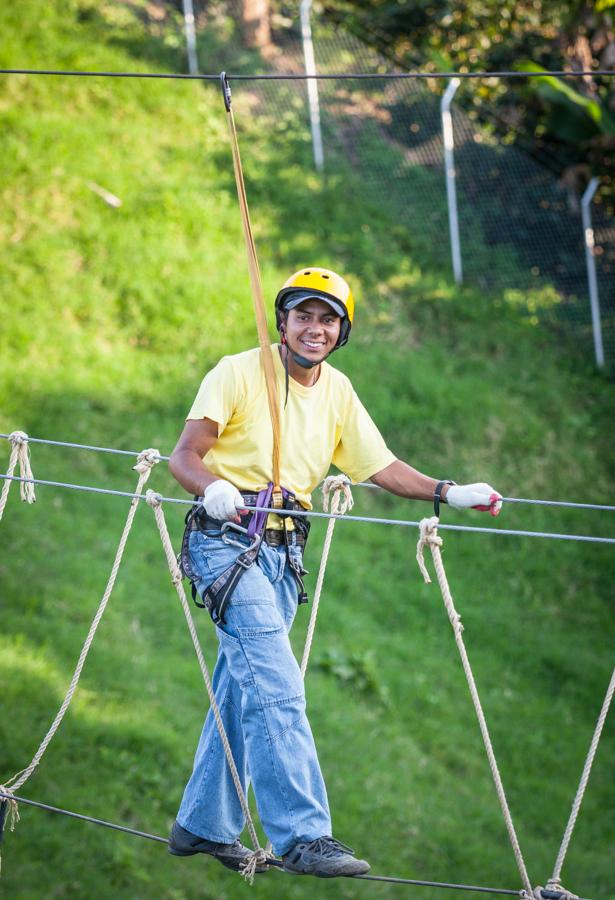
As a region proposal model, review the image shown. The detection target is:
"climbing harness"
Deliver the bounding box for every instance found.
[179,484,310,624]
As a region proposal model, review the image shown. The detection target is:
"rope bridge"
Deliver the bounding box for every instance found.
[0,432,612,898]
[2,53,613,898]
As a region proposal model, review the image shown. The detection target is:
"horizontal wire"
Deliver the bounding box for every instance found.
[354,874,521,894]
[0,793,528,895]
[358,483,615,512]
[0,67,613,82]
[0,792,168,844]
[2,473,615,544]
[0,433,170,461]
[2,434,614,512]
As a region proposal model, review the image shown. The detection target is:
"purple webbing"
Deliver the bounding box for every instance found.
[247,483,274,538]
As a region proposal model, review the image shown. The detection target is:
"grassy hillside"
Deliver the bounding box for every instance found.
[1,3,614,899]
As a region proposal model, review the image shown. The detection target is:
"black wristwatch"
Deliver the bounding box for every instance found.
[433,480,456,517]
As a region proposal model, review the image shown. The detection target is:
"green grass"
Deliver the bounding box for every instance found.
[1,3,614,899]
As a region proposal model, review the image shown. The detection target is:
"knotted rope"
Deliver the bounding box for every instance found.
[546,662,615,894]
[416,517,533,899]
[0,448,160,864]
[145,490,268,883]
[300,474,353,677]
[0,431,35,522]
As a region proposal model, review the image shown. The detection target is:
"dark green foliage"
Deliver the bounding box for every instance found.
[321,0,615,203]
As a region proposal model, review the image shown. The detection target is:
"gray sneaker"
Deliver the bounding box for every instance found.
[168,821,268,873]
[283,836,370,878]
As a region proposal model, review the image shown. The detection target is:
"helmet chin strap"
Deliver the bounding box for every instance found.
[280,327,330,370]
[289,348,323,369]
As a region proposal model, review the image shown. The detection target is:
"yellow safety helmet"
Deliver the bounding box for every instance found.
[275,267,355,349]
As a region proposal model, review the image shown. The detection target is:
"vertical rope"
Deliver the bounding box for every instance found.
[0,450,160,824]
[222,74,281,491]
[0,431,35,522]
[145,491,268,883]
[300,475,353,677]
[547,663,615,890]
[416,517,533,898]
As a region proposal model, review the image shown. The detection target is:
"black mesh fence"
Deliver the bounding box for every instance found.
[194,2,615,373]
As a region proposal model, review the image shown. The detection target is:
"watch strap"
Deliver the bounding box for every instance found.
[434,480,456,517]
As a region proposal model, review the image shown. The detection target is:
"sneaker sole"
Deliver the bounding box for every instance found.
[283,865,371,878]
[168,844,269,873]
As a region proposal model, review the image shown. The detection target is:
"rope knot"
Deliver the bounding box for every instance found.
[8,431,28,446]
[0,786,20,873]
[0,787,19,832]
[322,474,354,515]
[416,516,441,584]
[416,517,463,632]
[0,785,20,850]
[7,430,35,504]
[133,448,161,475]
[239,848,269,884]
[145,489,162,509]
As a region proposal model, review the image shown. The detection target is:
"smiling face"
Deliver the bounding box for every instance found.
[283,298,342,365]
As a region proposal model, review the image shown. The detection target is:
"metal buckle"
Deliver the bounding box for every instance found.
[221,521,249,548]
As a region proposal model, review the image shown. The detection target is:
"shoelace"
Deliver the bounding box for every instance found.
[308,836,356,858]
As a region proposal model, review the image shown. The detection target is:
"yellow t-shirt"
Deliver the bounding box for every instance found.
[187,345,396,512]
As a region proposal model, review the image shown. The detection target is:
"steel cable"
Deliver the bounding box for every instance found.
[0,67,614,81]
[2,473,615,545]
[2,434,614,512]
[1,792,534,896]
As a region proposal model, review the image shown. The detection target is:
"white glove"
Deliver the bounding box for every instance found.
[202,480,246,522]
[446,483,502,516]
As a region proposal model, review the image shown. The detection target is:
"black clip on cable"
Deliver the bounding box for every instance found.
[220,71,232,111]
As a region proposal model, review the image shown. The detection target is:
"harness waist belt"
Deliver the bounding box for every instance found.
[194,513,305,547]
[179,483,310,625]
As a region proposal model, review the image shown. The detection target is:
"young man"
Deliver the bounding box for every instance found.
[167,267,501,878]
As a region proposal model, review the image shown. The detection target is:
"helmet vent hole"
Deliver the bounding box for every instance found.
[304,270,311,275]
[322,274,329,278]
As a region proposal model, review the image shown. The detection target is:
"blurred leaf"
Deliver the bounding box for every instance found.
[518,61,615,140]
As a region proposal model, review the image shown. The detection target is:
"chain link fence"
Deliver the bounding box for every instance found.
[193,1,615,374]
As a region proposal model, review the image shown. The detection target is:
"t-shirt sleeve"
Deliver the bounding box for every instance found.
[186,357,240,432]
[332,386,397,483]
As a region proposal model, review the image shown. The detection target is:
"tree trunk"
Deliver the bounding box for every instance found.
[240,0,271,50]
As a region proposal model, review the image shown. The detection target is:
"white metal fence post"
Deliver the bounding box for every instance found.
[441,78,462,285]
[581,177,604,369]
[182,0,199,75]
[300,0,324,172]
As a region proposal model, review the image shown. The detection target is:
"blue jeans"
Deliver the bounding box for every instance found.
[177,529,332,856]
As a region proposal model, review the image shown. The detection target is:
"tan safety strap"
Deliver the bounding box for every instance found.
[221,73,282,496]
